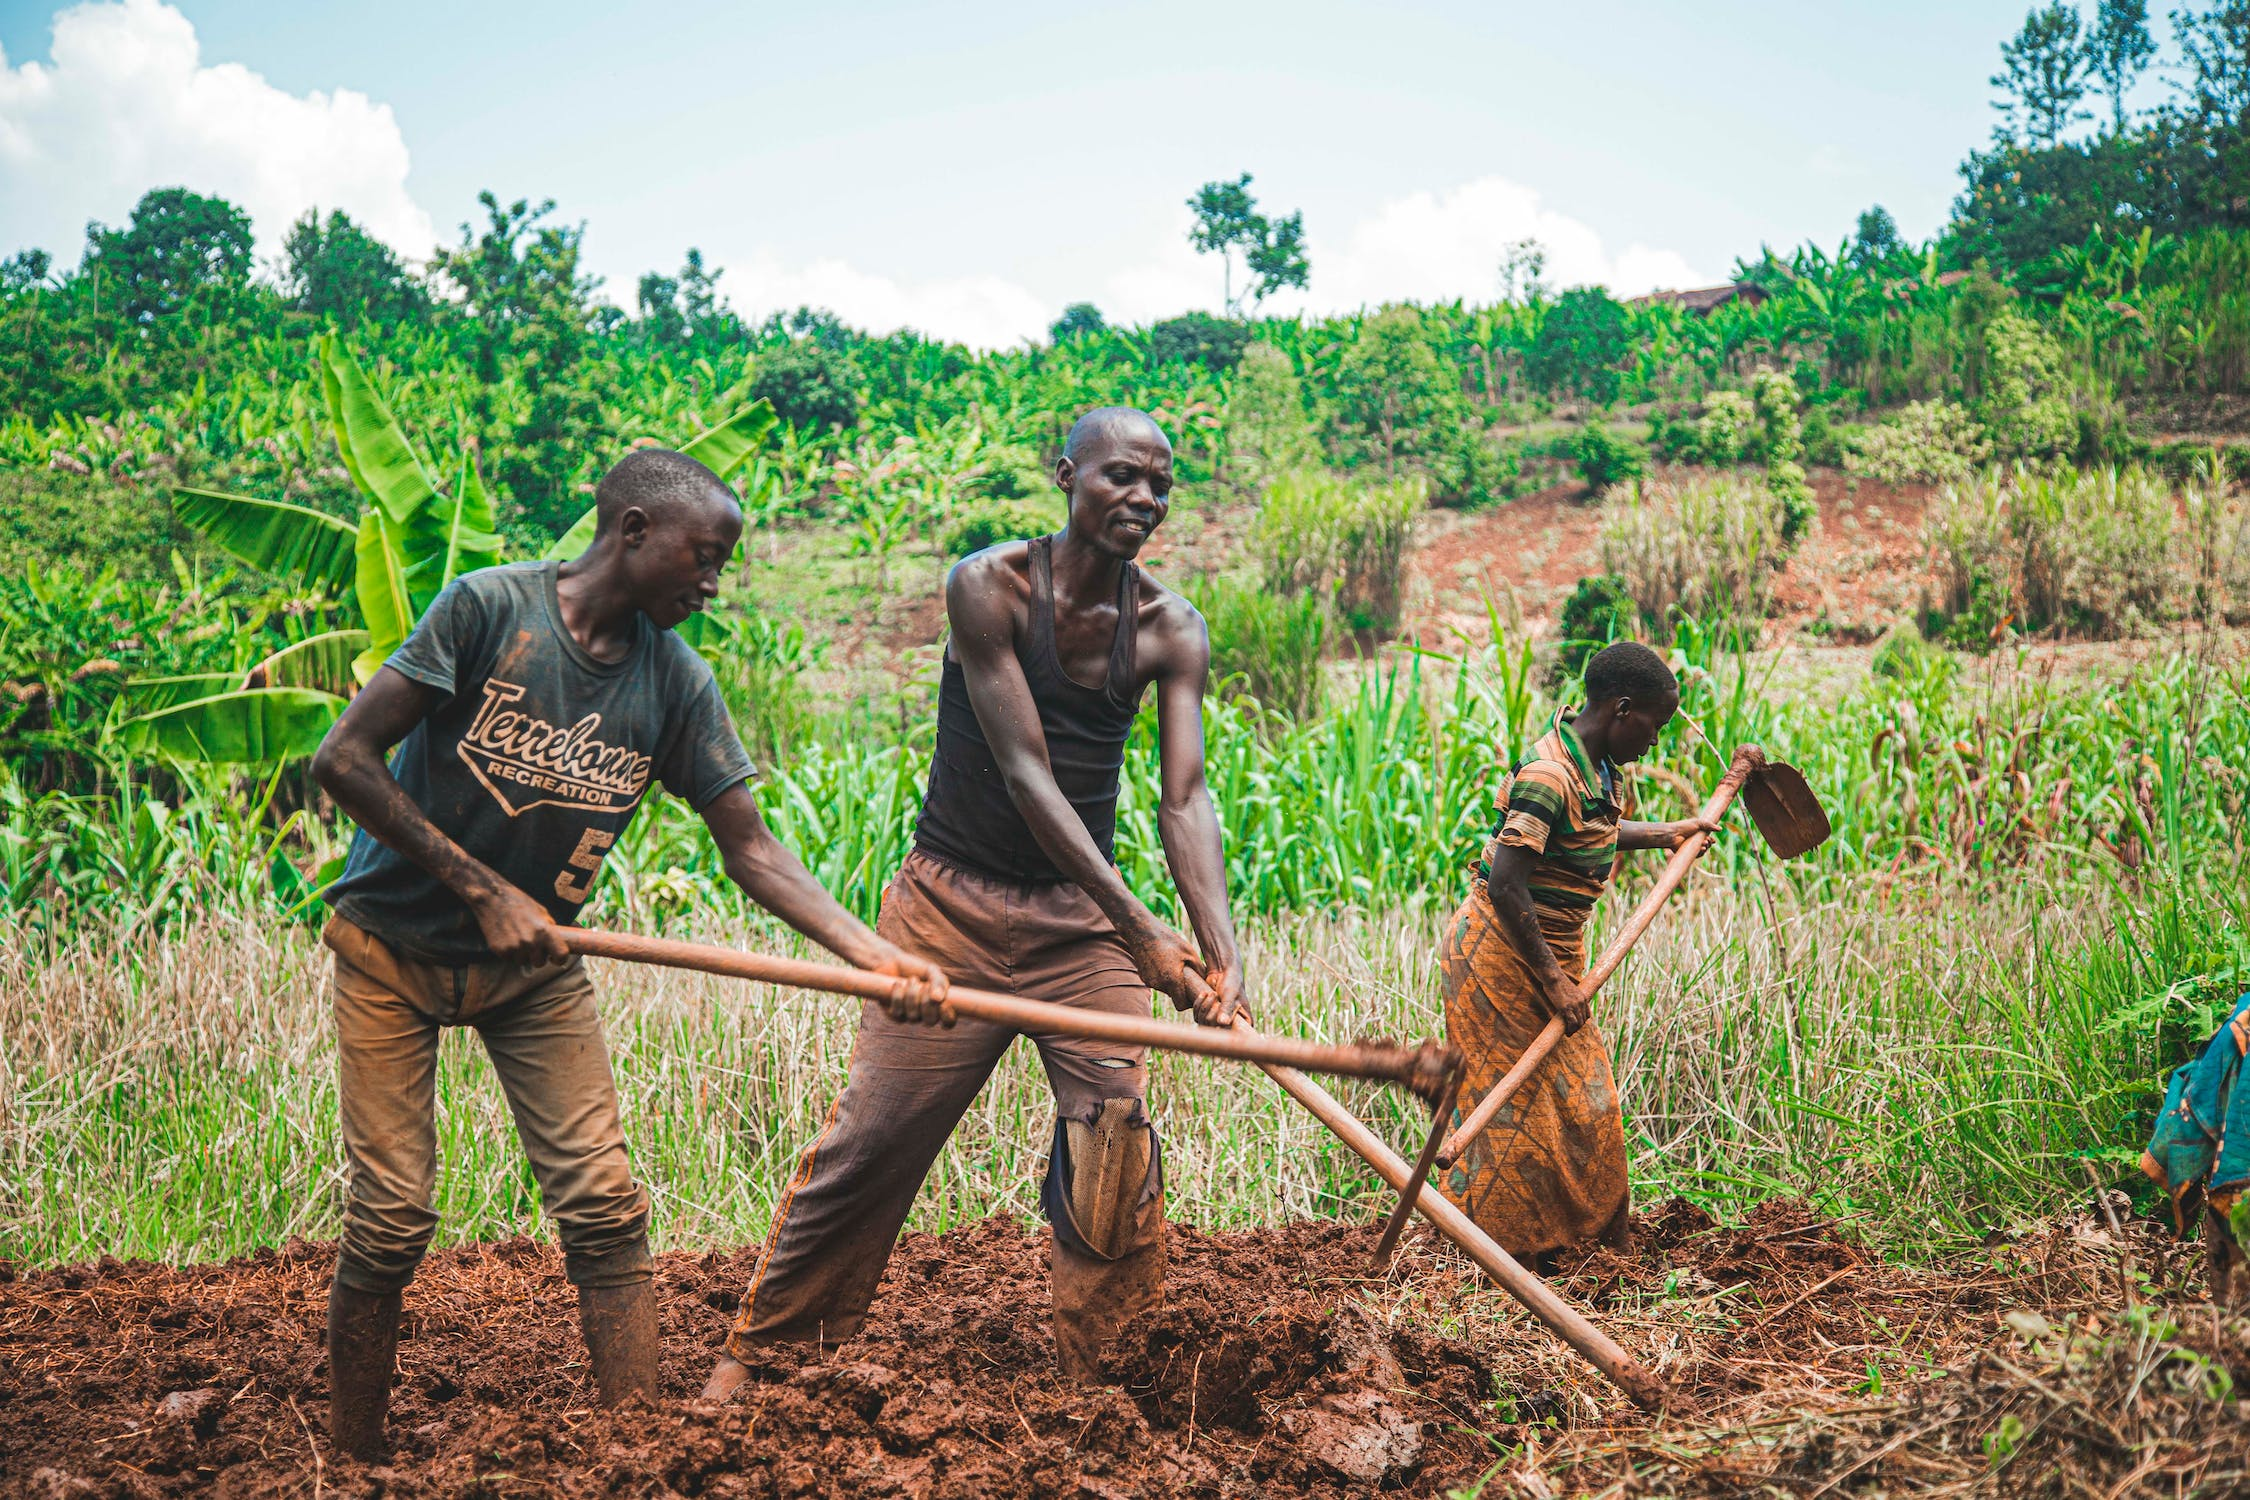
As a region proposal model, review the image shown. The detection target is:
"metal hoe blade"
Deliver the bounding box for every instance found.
[1739,759,1830,859]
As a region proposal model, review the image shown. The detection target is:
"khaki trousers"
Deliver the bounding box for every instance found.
[725,852,1165,1375]
[324,915,653,1294]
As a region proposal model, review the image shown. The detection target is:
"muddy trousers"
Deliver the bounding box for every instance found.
[323,915,654,1295]
[726,852,1164,1377]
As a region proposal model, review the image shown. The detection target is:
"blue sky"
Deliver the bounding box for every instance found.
[0,0,2179,345]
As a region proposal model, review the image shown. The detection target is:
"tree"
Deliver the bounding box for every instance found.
[1187,173,1311,315]
[2172,0,2250,133]
[83,187,254,323]
[1,249,52,292]
[2089,0,2157,131]
[1498,237,1548,304]
[1330,305,1464,480]
[635,249,733,347]
[1850,205,1908,266]
[1524,287,1634,404]
[751,339,859,433]
[1147,312,1250,372]
[1992,3,2093,147]
[1049,302,1106,342]
[281,209,424,325]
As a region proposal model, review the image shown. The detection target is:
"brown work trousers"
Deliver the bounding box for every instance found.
[726,851,1165,1376]
[324,915,653,1294]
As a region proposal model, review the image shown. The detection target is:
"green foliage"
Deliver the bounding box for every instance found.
[281,209,426,325]
[1600,474,1798,640]
[1569,420,1645,492]
[1254,469,1424,633]
[751,339,860,434]
[1978,307,2079,459]
[1555,574,1639,677]
[1329,305,1477,497]
[1179,575,1328,720]
[1847,400,1993,483]
[1049,302,1106,342]
[1525,287,1632,404]
[1991,1,2093,148]
[1223,342,1321,497]
[1186,173,1310,315]
[1147,312,1250,372]
[942,496,1053,558]
[84,188,255,324]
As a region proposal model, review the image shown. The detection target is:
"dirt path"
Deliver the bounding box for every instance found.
[4,1204,2242,1497]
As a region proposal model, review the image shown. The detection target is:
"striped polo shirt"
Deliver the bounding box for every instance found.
[1477,709,1634,915]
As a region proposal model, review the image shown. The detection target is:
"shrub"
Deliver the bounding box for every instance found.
[1255,469,1424,633]
[2182,464,2250,624]
[1598,475,1794,640]
[1847,401,1993,484]
[1978,308,2078,460]
[1525,287,1632,403]
[1695,391,1757,464]
[942,496,1054,558]
[1555,574,1639,677]
[1924,465,2183,640]
[750,340,860,433]
[1179,574,1327,720]
[1869,620,1954,684]
[1224,342,1321,498]
[1569,421,1645,492]
[1148,312,1250,372]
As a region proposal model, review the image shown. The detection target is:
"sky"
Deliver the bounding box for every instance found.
[0,0,2182,348]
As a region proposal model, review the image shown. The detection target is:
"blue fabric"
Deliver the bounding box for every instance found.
[2143,990,2250,1225]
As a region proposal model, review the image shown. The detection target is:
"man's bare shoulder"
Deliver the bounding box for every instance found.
[1134,568,1210,665]
[944,540,1034,623]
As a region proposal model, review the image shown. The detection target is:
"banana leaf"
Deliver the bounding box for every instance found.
[248,629,370,697]
[403,447,503,612]
[171,487,358,596]
[122,673,240,713]
[120,687,345,764]
[543,505,600,562]
[679,399,778,481]
[319,334,437,528]
[353,511,414,683]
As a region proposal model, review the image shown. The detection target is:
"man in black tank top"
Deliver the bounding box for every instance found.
[706,407,1246,1391]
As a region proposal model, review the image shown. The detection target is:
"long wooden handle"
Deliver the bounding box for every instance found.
[1433,745,1764,1169]
[559,926,1457,1090]
[1368,1053,1463,1272]
[1235,1016,1670,1412]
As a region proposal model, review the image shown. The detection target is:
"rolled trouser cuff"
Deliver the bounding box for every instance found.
[333,1243,425,1296]
[563,1227,654,1289]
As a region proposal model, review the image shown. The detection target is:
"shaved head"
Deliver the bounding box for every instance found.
[594,448,737,537]
[1062,407,1168,465]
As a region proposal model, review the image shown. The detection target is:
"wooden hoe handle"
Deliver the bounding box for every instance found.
[1233,1015,1671,1412]
[1432,746,1765,1170]
[558,926,1459,1091]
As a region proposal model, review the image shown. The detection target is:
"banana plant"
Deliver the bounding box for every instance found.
[129,338,777,764]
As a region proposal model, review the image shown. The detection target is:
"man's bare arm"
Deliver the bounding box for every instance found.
[1481,844,1587,1033]
[698,785,953,1023]
[945,555,1213,1012]
[1151,605,1245,1026]
[312,666,565,965]
[1617,816,1720,852]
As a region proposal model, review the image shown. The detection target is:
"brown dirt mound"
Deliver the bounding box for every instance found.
[4,1203,2246,1497]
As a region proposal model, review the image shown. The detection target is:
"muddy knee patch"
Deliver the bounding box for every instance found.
[1044,1098,1161,1261]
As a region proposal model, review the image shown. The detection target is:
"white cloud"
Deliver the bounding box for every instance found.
[0,0,435,268]
[715,253,1056,352]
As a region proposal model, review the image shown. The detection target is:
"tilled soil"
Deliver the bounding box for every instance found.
[3,1203,2246,1497]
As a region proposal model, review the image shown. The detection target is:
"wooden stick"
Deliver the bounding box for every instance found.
[558,926,1457,1090]
[1368,1053,1463,1272]
[1235,1015,1671,1412]
[1432,746,1763,1170]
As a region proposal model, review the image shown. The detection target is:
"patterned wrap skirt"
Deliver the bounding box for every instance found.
[1437,890,1629,1257]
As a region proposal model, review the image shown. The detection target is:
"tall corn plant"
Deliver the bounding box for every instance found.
[131,337,776,764]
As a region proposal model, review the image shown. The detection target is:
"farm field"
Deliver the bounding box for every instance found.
[12,2,2250,1493]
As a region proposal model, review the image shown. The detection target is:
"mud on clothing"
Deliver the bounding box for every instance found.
[324,914,652,1294]
[328,560,753,965]
[1442,709,1634,1257]
[734,538,1162,1375]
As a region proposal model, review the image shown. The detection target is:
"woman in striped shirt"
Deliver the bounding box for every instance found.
[1438,642,1714,1268]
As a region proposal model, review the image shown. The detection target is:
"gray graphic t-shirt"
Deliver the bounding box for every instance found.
[328,560,754,964]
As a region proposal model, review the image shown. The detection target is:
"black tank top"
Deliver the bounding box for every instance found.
[913,536,1144,883]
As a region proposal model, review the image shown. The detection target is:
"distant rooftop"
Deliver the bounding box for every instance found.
[1627,282,1771,315]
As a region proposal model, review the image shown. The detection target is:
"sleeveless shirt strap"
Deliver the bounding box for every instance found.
[1030,534,1056,648]
[1109,562,1139,705]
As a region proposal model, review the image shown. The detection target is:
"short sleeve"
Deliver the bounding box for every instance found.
[654,664,757,810]
[1493,761,1573,855]
[383,577,485,701]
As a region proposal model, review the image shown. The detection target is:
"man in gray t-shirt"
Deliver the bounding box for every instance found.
[310,448,950,1461]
